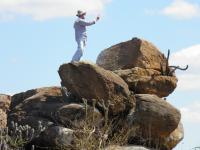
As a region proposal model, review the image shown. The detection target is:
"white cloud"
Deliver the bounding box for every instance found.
[177,74,200,91]
[0,0,111,21]
[162,0,200,19]
[144,9,157,16]
[170,44,200,91]
[181,102,200,123]
[170,44,200,71]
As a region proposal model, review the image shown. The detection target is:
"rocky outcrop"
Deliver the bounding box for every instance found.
[97,38,168,72]
[133,94,181,138]
[4,38,183,150]
[115,68,177,97]
[58,62,134,115]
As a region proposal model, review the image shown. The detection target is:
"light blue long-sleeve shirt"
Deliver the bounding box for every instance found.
[74,18,96,42]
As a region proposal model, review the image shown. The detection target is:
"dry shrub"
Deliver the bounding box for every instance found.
[73,99,138,150]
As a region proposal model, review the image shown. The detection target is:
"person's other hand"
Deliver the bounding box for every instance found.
[96,16,100,21]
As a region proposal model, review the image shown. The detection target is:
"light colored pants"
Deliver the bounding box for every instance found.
[71,39,86,62]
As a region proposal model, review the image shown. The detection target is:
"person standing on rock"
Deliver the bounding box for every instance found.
[71,10,100,62]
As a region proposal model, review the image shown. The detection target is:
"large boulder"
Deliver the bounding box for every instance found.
[115,67,177,97]
[10,87,62,110]
[58,62,134,115]
[96,38,168,71]
[8,87,64,128]
[0,94,11,112]
[8,87,103,130]
[128,122,184,150]
[133,94,181,138]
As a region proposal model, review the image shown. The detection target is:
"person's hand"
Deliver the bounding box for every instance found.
[96,16,100,21]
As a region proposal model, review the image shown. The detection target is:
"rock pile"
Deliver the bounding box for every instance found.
[97,38,177,97]
[1,38,183,150]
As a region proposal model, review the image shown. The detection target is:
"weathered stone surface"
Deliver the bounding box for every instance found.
[96,38,167,71]
[8,87,103,130]
[0,94,11,112]
[58,62,134,115]
[162,122,184,150]
[128,122,184,150]
[115,67,177,97]
[0,37,185,149]
[10,87,62,110]
[133,94,181,138]
[106,145,151,150]
[0,109,7,128]
[8,87,66,128]
[34,126,74,148]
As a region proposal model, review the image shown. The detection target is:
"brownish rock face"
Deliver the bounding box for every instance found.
[163,122,184,150]
[8,86,103,130]
[8,87,65,128]
[10,86,62,110]
[58,62,134,115]
[0,94,11,128]
[0,94,11,112]
[134,94,181,138]
[0,109,7,128]
[96,38,167,71]
[115,67,177,97]
[4,37,184,149]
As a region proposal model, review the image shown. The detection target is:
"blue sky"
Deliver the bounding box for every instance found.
[0,0,200,149]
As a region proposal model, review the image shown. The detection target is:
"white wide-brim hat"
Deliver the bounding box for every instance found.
[76,10,86,17]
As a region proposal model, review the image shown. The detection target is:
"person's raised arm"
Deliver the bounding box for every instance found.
[79,16,100,26]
